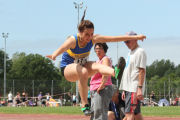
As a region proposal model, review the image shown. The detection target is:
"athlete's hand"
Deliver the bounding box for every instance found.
[46,55,56,60]
[137,34,146,41]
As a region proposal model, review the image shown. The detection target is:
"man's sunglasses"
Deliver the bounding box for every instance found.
[124,40,130,44]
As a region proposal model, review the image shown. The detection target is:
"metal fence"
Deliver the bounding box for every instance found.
[0,79,180,105]
[144,80,180,104]
[0,79,74,100]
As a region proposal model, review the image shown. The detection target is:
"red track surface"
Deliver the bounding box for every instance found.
[0,114,179,120]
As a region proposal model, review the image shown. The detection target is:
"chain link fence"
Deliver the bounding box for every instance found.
[0,78,180,106]
[144,80,180,106]
[0,79,75,100]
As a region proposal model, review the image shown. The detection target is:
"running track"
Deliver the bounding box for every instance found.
[0,114,179,120]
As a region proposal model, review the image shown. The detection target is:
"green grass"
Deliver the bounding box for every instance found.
[142,106,180,117]
[0,106,180,117]
[0,106,83,115]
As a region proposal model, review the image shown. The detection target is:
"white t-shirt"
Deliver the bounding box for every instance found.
[8,93,13,101]
[73,95,76,101]
[119,46,147,94]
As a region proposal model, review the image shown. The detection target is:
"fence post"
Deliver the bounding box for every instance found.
[164,81,166,98]
[51,80,53,98]
[32,80,34,103]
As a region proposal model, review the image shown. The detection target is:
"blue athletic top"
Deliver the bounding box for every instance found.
[60,34,94,68]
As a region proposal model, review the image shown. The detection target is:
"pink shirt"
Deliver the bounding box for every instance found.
[90,56,112,91]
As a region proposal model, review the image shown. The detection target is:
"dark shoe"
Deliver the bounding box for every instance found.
[114,57,126,81]
[81,104,91,116]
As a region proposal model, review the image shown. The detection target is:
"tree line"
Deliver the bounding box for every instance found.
[0,50,74,98]
[146,59,180,100]
[0,50,180,100]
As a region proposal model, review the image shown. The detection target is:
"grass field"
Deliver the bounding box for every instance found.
[141,106,180,117]
[0,106,180,117]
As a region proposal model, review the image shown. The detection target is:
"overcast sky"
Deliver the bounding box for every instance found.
[0,0,179,67]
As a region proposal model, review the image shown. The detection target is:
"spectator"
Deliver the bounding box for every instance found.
[90,43,114,120]
[108,85,125,120]
[7,91,13,106]
[37,92,43,106]
[119,31,147,120]
[22,91,28,106]
[46,93,51,107]
[150,91,156,106]
[72,93,77,106]
[58,96,63,107]
[14,92,21,106]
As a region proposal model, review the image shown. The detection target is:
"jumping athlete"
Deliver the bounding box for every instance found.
[46,10,146,116]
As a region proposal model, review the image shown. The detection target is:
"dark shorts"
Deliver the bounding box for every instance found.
[42,100,46,105]
[22,98,26,102]
[61,67,66,76]
[73,100,76,104]
[8,100,13,103]
[134,100,141,115]
[125,91,141,114]
[16,100,21,104]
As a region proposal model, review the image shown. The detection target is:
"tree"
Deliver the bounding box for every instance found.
[175,65,180,77]
[146,59,175,79]
[0,50,12,95]
[8,52,63,96]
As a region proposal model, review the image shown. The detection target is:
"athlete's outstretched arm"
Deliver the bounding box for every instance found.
[46,36,76,60]
[92,34,146,43]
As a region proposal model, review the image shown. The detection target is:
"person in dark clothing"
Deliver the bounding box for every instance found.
[108,85,125,120]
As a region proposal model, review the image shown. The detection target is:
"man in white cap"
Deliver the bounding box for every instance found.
[119,31,147,120]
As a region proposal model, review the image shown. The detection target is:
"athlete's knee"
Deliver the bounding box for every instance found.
[80,68,89,77]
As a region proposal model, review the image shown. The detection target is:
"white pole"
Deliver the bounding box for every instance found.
[73,1,83,104]
[2,33,9,100]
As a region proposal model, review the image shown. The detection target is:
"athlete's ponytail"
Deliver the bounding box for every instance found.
[80,7,87,22]
[78,7,94,32]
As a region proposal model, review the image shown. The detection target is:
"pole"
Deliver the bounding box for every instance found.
[145,81,148,98]
[169,77,170,102]
[13,80,15,97]
[78,5,79,25]
[51,80,54,98]
[2,33,9,100]
[73,2,83,104]
[32,80,34,103]
[4,37,6,100]
[164,81,165,98]
[116,42,119,87]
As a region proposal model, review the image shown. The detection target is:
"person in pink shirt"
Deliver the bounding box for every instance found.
[90,43,113,120]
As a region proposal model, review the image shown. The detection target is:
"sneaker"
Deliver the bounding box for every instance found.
[81,104,91,116]
[114,57,126,81]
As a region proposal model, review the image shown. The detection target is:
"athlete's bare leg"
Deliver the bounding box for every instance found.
[84,61,115,77]
[64,63,89,107]
[64,61,115,107]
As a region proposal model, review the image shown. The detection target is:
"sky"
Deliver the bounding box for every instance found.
[0,0,180,67]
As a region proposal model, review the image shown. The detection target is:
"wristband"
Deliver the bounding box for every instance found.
[138,86,143,88]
